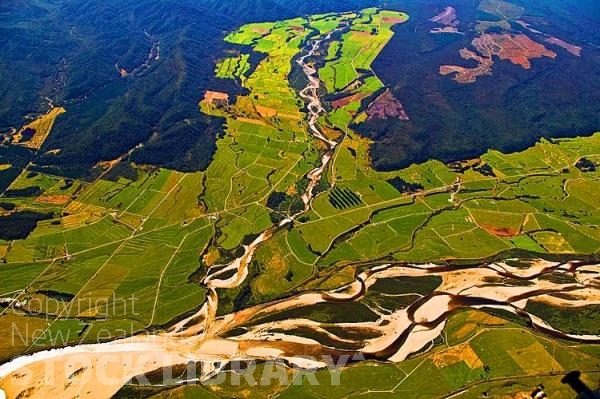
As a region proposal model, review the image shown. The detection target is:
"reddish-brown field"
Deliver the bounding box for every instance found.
[474,33,556,69]
[366,90,409,120]
[480,225,520,238]
[383,16,407,24]
[439,48,494,84]
[331,93,368,109]
[429,6,458,27]
[544,36,582,57]
[255,105,277,117]
[203,90,229,105]
[251,27,269,35]
[441,33,556,83]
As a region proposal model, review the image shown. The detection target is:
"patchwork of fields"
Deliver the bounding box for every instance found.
[296,134,600,266]
[1,7,599,399]
[0,168,212,360]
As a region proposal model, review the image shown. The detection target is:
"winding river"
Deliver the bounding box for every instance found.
[1,25,600,399]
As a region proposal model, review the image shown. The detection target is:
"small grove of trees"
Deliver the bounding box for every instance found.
[0,211,53,240]
[575,157,596,172]
[386,177,424,194]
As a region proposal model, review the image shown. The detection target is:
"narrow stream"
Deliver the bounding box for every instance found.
[203,26,345,295]
[0,27,353,398]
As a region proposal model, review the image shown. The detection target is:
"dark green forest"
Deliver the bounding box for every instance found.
[0,0,598,180]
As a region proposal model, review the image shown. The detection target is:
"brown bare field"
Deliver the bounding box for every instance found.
[236,117,267,126]
[439,48,494,84]
[432,343,483,369]
[366,90,409,120]
[474,34,556,69]
[331,93,368,109]
[203,90,230,105]
[255,105,277,118]
[440,34,555,83]
[36,195,71,205]
[545,36,582,57]
[480,225,520,238]
[383,16,407,24]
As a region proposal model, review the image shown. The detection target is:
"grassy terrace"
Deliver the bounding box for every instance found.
[294,134,600,265]
[319,9,408,92]
[203,16,314,250]
[245,130,600,302]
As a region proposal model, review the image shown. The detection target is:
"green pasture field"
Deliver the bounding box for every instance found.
[251,232,316,302]
[225,22,276,45]
[215,53,250,82]
[0,163,215,354]
[318,9,407,94]
[297,133,600,266]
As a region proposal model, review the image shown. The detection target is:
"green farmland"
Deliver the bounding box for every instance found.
[1,7,599,399]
